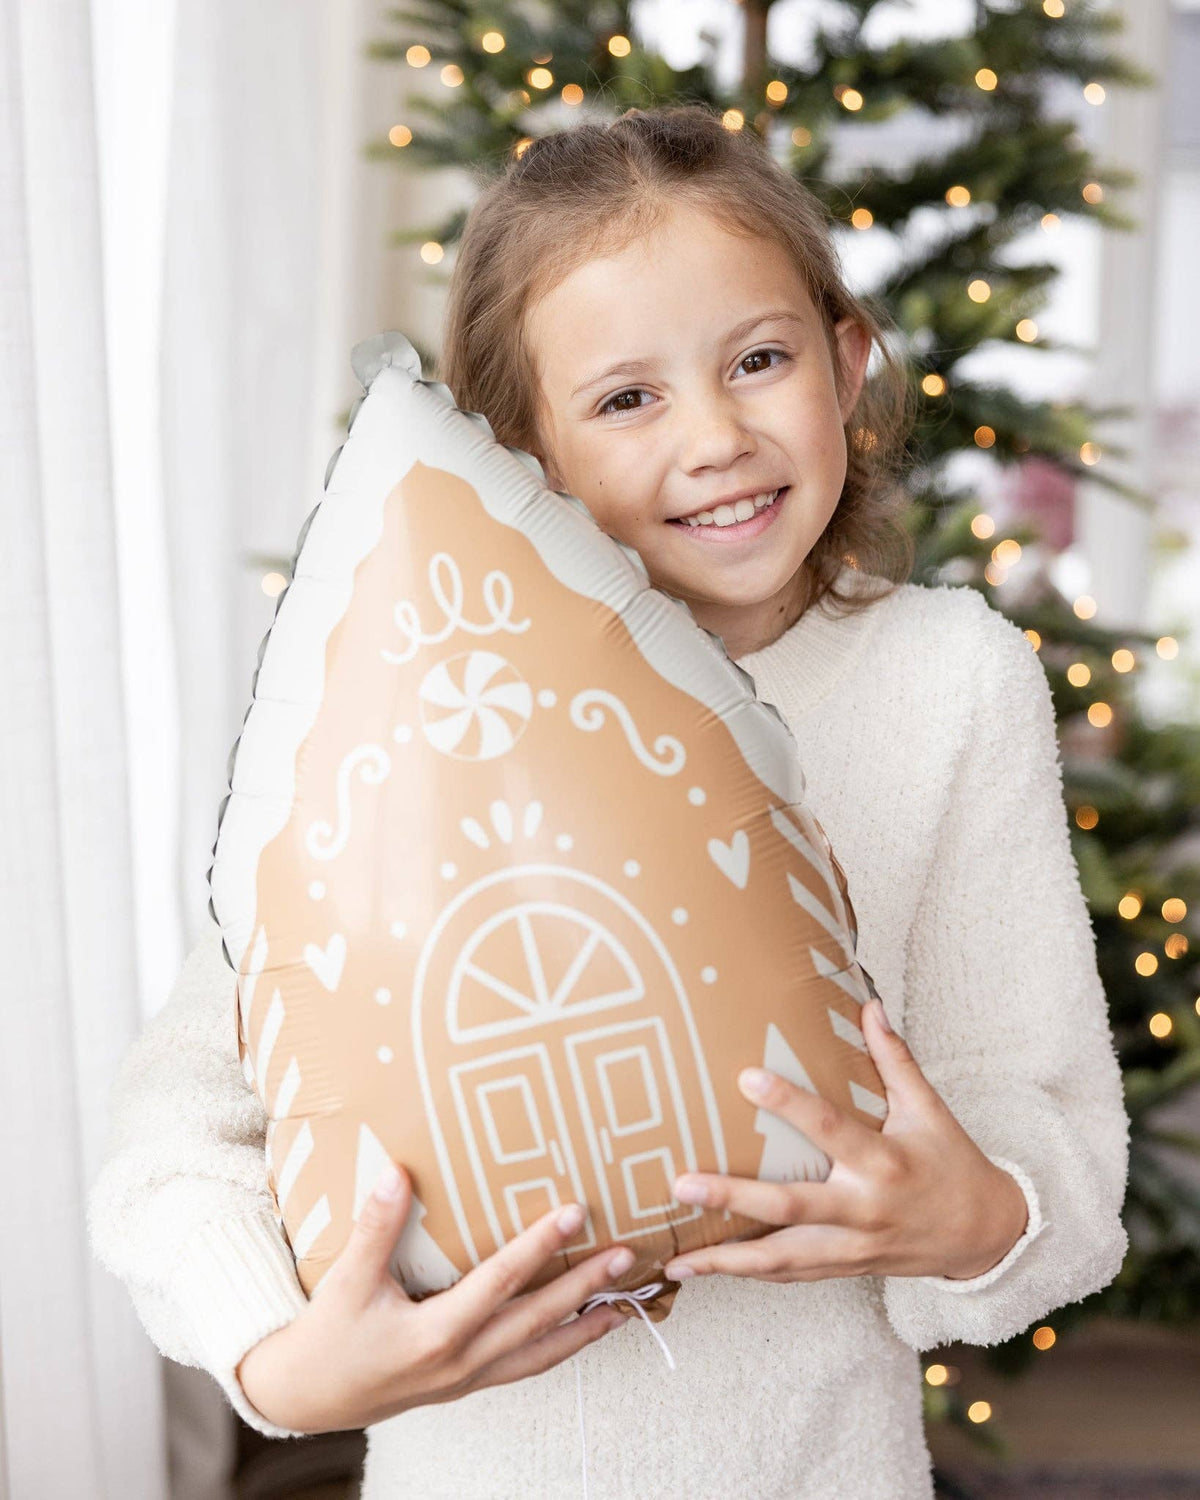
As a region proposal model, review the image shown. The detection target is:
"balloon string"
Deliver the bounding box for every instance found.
[574,1280,677,1498]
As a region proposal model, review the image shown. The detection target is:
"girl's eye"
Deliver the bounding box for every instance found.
[596,348,791,419]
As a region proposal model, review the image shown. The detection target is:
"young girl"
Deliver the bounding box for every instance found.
[89,104,1130,1498]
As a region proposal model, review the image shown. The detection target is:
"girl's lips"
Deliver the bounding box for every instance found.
[667,486,789,543]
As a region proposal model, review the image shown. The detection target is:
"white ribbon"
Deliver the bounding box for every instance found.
[573,1280,677,1498]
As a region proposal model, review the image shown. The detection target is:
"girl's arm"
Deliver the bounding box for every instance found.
[87,921,311,1438]
[882,597,1130,1351]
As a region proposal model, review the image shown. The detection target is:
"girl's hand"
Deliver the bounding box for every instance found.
[236,1165,633,1435]
[663,998,1029,1285]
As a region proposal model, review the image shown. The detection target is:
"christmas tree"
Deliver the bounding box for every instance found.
[360,0,1200,1440]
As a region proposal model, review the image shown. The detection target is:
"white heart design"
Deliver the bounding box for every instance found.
[708,829,750,889]
[304,933,346,991]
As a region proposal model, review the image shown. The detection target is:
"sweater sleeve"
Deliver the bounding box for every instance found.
[881,599,1130,1352]
[86,919,312,1439]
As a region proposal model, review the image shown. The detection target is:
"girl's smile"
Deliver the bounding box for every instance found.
[667,484,788,540]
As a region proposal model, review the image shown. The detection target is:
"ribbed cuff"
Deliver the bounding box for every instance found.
[916,1155,1047,1294]
[168,1209,311,1439]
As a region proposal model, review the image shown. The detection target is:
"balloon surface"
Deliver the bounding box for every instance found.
[208,331,887,1321]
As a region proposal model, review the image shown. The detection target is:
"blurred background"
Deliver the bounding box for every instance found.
[3,0,1198,1496]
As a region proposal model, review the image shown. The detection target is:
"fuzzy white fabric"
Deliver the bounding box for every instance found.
[88,571,1130,1499]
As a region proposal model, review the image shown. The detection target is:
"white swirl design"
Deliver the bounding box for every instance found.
[568,689,686,776]
[305,744,392,860]
[382,551,531,666]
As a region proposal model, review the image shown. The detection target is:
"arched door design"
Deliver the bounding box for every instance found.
[414,865,726,1262]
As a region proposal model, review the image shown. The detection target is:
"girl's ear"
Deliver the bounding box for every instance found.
[833,317,873,425]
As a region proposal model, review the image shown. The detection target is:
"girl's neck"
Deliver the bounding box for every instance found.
[686,569,813,661]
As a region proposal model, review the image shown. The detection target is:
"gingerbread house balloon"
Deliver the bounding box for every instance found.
[207,331,888,1320]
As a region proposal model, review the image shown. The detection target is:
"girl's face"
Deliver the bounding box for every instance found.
[524,201,871,658]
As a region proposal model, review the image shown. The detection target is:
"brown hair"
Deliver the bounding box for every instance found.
[438,101,915,619]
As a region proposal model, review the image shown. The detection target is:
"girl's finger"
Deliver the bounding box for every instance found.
[456,1304,626,1399]
[665,1223,870,1281]
[672,1171,860,1229]
[736,1066,878,1165]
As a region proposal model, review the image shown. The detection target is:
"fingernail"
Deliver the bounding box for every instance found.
[373,1163,402,1201]
[739,1067,770,1099]
[873,999,893,1034]
[557,1203,586,1235]
[666,1263,695,1279]
[606,1247,634,1277]
[674,1178,707,1205]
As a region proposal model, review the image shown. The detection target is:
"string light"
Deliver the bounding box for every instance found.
[946,185,972,207]
[405,44,431,67]
[1041,213,1062,232]
[993,539,1022,567]
[1075,805,1099,830]
[1032,1326,1056,1350]
[1163,898,1188,923]
[562,83,584,105]
[1149,1011,1173,1037]
[851,207,874,229]
[1082,181,1104,204]
[1157,636,1179,660]
[387,124,412,148]
[608,34,631,56]
[970,513,996,539]
[925,1364,949,1386]
[984,562,1005,585]
[440,64,464,87]
[513,136,533,159]
[1016,318,1039,342]
[1043,0,1065,14]
[1195,997,1200,1018]
[1024,629,1042,651]
[723,108,745,130]
[974,425,996,448]
[1136,952,1160,977]
[791,126,813,147]
[1118,893,1142,920]
[1080,442,1101,465]
[922,373,947,397]
[975,68,998,91]
[1088,702,1113,728]
[1112,648,1136,672]
[1067,662,1091,687]
[527,66,554,88]
[1073,595,1097,619]
[968,278,992,302]
[968,1401,993,1423]
[261,572,287,598]
[766,79,789,103]
[481,30,505,53]
[1166,934,1190,960]
[420,241,444,264]
[840,87,864,111]
[1084,82,1106,105]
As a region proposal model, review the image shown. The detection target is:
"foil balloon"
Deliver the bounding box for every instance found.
[207,331,887,1322]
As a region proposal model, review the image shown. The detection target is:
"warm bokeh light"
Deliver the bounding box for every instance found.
[1080,442,1101,465]
[968,1401,993,1423]
[1136,952,1160,978]
[723,108,745,130]
[1087,702,1113,728]
[1073,595,1097,620]
[925,1364,949,1386]
[840,87,864,111]
[405,44,431,67]
[1016,318,1039,342]
[1111,648,1136,673]
[984,562,1005,586]
[992,539,1022,567]
[562,83,584,105]
[1084,82,1106,105]
[1024,629,1042,651]
[1041,212,1062,232]
[513,136,533,159]
[1166,934,1190,960]
[968,278,991,302]
[1082,181,1104,204]
[608,34,631,57]
[1032,1326,1057,1350]
[1067,662,1091,687]
[1118,893,1143,920]
[387,124,412,148]
[975,68,997,91]
[1075,806,1099,830]
[1044,0,1065,14]
[766,79,789,103]
[970,513,996,539]
[440,64,464,87]
[922,373,947,397]
[528,66,554,88]
[1149,1011,1173,1038]
[945,184,972,207]
[420,241,444,264]
[851,207,874,229]
[1157,636,1179,660]
[974,425,996,448]
[791,125,813,147]
[481,30,505,53]
[1163,898,1188,924]
[261,572,287,599]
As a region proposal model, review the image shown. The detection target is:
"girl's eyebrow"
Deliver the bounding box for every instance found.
[569,308,805,400]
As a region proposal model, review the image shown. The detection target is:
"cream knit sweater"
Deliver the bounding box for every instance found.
[88,571,1130,1499]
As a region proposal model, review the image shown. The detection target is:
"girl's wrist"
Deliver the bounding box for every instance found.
[943,1163,1030,1281]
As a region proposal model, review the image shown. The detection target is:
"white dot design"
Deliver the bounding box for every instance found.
[672,908,688,925]
[308,881,326,901]
[688,787,706,806]
[375,988,391,1005]
[378,1045,394,1063]
[701,966,718,984]
[623,859,641,878]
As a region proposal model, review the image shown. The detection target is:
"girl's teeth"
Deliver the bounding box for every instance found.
[683,489,780,528]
